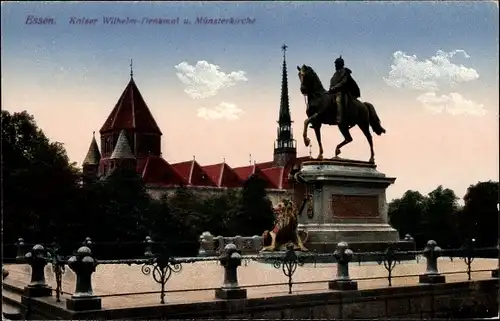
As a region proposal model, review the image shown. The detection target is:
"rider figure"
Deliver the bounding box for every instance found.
[328,56,360,124]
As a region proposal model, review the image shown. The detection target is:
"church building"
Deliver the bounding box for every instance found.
[81,46,311,204]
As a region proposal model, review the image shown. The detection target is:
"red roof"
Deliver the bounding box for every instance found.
[100,78,162,135]
[171,160,217,187]
[261,167,285,189]
[233,164,277,189]
[137,156,187,186]
[255,160,274,170]
[202,163,243,188]
[233,164,256,181]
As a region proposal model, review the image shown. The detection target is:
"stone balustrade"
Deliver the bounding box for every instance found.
[198,231,263,256]
[4,236,496,316]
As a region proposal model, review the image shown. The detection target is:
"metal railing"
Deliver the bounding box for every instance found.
[2,236,499,312]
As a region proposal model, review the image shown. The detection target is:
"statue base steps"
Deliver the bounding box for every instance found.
[293,159,415,262]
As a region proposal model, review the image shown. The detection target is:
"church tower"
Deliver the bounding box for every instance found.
[98,60,163,176]
[273,44,297,167]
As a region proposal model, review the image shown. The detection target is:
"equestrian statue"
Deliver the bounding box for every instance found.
[261,198,309,252]
[297,56,386,163]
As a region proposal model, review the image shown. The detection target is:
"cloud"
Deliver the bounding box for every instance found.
[416,92,486,116]
[197,102,244,121]
[175,61,248,99]
[384,50,479,91]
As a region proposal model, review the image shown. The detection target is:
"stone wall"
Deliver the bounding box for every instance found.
[12,279,498,320]
[147,185,291,206]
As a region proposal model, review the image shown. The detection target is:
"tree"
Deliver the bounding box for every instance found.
[421,186,460,248]
[99,167,152,242]
[458,181,499,247]
[166,186,204,255]
[2,110,80,245]
[388,190,427,247]
[198,189,240,236]
[226,174,275,236]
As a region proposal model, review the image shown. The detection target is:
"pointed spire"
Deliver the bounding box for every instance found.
[83,132,101,165]
[110,129,135,160]
[130,59,133,78]
[273,43,296,167]
[278,44,291,125]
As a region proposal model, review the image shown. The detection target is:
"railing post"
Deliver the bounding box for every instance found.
[215,244,247,299]
[82,237,92,248]
[492,243,499,278]
[252,235,263,252]
[24,244,52,297]
[419,240,445,284]
[66,246,101,311]
[329,242,358,290]
[404,234,414,242]
[198,231,215,257]
[144,236,154,257]
[16,238,26,261]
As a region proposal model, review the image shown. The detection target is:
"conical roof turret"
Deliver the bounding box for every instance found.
[110,130,135,160]
[83,132,101,165]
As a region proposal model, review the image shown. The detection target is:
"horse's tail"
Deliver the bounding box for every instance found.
[364,102,386,136]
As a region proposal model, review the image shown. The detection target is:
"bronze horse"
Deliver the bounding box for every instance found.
[297,64,386,163]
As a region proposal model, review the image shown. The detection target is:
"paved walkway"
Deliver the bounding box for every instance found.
[3,257,497,309]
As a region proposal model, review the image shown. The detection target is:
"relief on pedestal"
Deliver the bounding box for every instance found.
[331,194,380,218]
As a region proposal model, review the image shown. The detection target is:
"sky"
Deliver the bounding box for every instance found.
[1,1,499,202]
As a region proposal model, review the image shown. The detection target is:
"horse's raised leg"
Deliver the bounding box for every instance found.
[335,125,353,158]
[313,126,324,159]
[359,122,375,163]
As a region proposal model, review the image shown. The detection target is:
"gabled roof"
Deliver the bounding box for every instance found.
[261,167,285,189]
[137,156,188,187]
[83,133,101,165]
[233,164,276,189]
[100,78,162,135]
[171,160,217,187]
[255,160,275,170]
[110,130,135,160]
[202,163,243,188]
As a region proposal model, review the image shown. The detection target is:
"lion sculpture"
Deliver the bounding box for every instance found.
[261,198,309,252]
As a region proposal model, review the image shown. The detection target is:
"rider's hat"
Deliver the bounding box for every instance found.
[334,55,344,65]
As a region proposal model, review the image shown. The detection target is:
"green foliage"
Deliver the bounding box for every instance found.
[389,185,475,249]
[99,167,152,241]
[388,190,427,245]
[421,185,460,248]
[458,181,499,247]
[2,110,80,244]
[225,175,275,236]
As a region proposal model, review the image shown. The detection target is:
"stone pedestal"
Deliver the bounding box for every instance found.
[215,288,247,300]
[66,296,102,311]
[328,279,358,290]
[24,285,52,297]
[295,159,413,256]
[419,274,446,284]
